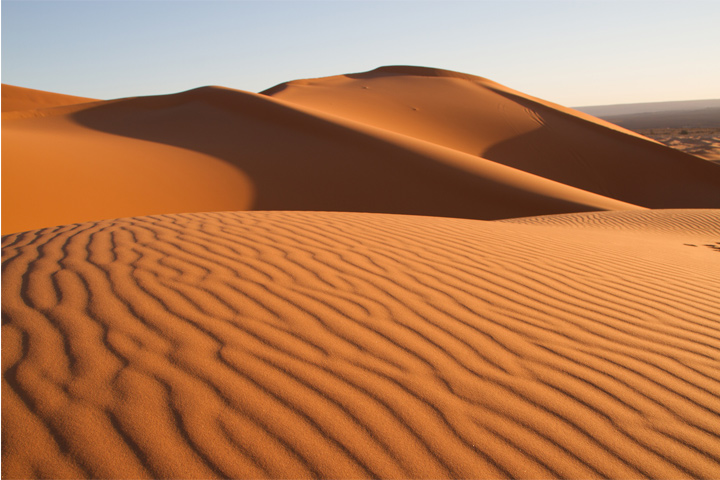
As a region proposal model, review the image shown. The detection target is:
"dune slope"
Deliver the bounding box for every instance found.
[3,83,638,234]
[264,66,720,208]
[3,210,720,479]
[2,101,255,235]
[6,67,720,235]
[2,84,97,113]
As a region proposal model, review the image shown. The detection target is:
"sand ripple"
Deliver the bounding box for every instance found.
[3,210,720,478]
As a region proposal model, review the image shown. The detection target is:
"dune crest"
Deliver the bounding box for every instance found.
[2,84,97,113]
[264,66,720,209]
[3,209,720,478]
[3,78,639,235]
[5,66,720,234]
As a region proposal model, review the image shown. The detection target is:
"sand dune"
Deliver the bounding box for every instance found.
[2,84,97,113]
[2,81,630,235]
[2,97,255,235]
[3,209,720,479]
[4,66,720,234]
[264,66,720,208]
[577,99,720,117]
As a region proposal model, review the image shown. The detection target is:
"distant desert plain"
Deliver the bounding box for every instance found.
[3,66,720,479]
[578,99,720,162]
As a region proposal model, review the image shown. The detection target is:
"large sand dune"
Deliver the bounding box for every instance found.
[3,209,720,478]
[264,67,720,208]
[3,67,720,479]
[4,67,720,234]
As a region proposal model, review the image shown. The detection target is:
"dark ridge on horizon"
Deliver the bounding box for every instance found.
[576,99,720,117]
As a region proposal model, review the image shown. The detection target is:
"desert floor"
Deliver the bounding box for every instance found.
[638,128,720,162]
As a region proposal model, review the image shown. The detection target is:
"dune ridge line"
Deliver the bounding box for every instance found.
[4,66,720,234]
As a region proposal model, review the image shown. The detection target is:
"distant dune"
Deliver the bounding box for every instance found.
[590,107,720,131]
[3,67,720,479]
[576,99,720,117]
[575,98,720,161]
[4,66,720,234]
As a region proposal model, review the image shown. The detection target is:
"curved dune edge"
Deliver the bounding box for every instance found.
[1,84,98,113]
[3,209,720,479]
[262,65,654,142]
[264,66,720,209]
[5,65,720,235]
[2,81,640,236]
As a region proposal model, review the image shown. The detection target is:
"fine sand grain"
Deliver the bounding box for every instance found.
[3,210,720,479]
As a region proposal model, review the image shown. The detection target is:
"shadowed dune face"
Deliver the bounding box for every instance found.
[3,210,720,479]
[481,90,720,207]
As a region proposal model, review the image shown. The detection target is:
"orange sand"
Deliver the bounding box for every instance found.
[264,67,720,208]
[3,210,720,478]
[2,84,97,113]
[3,67,720,479]
[5,67,720,235]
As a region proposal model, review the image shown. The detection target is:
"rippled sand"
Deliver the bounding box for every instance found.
[3,210,720,478]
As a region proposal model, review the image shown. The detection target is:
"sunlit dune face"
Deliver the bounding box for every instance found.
[1,84,96,113]
[264,73,546,156]
[2,114,255,235]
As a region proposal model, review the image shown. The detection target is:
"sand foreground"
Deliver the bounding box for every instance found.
[3,209,720,479]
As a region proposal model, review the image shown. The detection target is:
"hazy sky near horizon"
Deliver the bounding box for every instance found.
[2,0,719,107]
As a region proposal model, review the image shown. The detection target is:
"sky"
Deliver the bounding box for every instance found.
[2,0,719,107]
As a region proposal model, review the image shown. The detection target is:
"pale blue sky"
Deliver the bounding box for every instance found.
[2,0,719,107]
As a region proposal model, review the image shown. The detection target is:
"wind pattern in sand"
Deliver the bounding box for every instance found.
[3,210,720,479]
